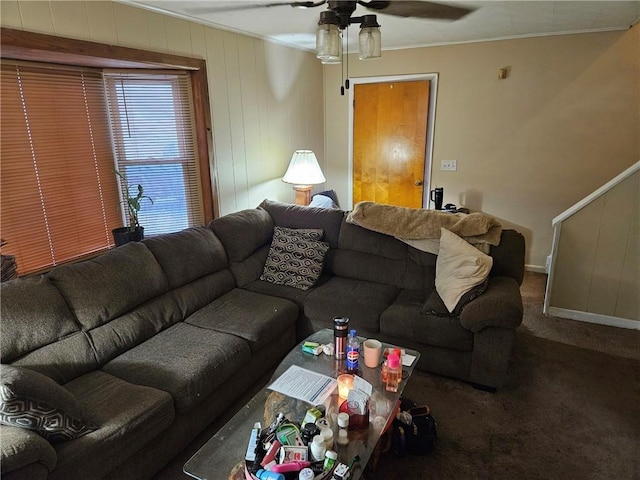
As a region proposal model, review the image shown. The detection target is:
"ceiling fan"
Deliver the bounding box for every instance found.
[199,1,472,23]
[197,1,473,60]
[194,1,473,93]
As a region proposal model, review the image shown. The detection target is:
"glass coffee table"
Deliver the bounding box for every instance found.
[184,329,420,480]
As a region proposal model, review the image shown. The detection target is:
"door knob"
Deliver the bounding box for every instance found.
[414,180,424,186]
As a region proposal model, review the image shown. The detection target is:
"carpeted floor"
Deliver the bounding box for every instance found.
[156,272,640,480]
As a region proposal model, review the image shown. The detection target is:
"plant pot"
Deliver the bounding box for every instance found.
[112,227,144,247]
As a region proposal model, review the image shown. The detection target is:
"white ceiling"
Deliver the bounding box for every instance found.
[123,1,640,53]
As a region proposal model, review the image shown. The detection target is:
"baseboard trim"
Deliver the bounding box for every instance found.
[547,307,640,330]
[525,264,547,274]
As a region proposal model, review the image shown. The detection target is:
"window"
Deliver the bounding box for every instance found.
[104,72,204,235]
[1,28,215,277]
[1,62,122,275]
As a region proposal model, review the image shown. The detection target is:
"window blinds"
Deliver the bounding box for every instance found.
[1,63,121,275]
[103,71,204,236]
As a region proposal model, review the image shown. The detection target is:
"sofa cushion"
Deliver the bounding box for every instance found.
[0,365,94,443]
[185,288,299,352]
[143,227,228,289]
[53,371,174,480]
[0,425,57,476]
[243,273,331,309]
[0,276,97,384]
[229,246,270,287]
[209,207,274,263]
[458,276,524,333]
[260,199,345,248]
[304,277,400,333]
[436,228,493,313]
[102,323,251,413]
[380,289,474,351]
[260,226,330,290]
[48,242,169,330]
[489,229,526,285]
[422,279,489,318]
[0,277,79,364]
[86,293,183,365]
[169,269,236,319]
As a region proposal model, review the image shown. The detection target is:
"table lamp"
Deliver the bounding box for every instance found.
[282,150,326,206]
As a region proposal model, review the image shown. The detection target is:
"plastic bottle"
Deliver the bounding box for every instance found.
[323,450,337,471]
[346,329,359,373]
[393,348,403,381]
[256,469,285,480]
[320,427,334,450]
[299,468,315,480]
[310,434,326,462]
[385,353,401,392]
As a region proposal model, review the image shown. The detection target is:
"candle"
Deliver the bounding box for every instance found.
[337,374,354,399]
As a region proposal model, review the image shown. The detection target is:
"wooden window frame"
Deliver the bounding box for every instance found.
[1,27,218,221]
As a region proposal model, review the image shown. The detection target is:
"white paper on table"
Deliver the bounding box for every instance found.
[353,375,373,396]
[402,354,416,367]
[268,365,337,405]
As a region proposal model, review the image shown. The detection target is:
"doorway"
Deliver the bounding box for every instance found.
[348,74,437,209]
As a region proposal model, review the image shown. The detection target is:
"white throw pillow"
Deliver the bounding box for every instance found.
[436,228,493,313]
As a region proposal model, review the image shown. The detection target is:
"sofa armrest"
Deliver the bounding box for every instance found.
[459,276,523,333]
[0,425,57,478]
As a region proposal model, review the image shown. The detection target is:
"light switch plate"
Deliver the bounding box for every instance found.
[441,160,457,171]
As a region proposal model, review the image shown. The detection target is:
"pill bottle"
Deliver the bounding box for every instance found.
[310,435,326,462]
[323,450,337,471]
[299,468,314,480]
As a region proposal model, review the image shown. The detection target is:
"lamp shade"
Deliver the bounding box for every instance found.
[282,150,326,186]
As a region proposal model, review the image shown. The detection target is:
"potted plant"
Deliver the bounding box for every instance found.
[112,170,153,247]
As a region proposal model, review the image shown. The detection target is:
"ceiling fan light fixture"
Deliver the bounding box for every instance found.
[358,15,381,60]
[316,10,341,62]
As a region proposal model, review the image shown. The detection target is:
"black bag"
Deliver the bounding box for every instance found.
[392,398,437,456]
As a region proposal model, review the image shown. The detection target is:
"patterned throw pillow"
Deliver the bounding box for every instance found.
[260,226,330,290]
[0,364,95,443]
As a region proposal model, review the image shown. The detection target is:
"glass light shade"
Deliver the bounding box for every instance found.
[316,23,341,62]
[282,150,326,186]
[359,26,381,60]
[321,38,342,64]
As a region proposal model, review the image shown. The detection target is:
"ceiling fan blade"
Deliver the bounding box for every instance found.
[360,1,473,21]
[187,1,326,15]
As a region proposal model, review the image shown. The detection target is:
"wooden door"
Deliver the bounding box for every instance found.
[353,80,430,208]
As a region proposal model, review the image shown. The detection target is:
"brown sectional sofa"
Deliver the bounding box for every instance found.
[0,199,524,479]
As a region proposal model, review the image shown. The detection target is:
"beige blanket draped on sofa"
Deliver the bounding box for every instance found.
[346,201,502,253]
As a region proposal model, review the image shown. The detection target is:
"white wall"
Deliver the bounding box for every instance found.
[323,28,639,269]
[0,0,325,216]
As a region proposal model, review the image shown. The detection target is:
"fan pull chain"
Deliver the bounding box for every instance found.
[341,27,350,96]
[340,29,345,96]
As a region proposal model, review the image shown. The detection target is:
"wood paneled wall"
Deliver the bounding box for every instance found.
[0,0,325,216]
[549,170,639,323]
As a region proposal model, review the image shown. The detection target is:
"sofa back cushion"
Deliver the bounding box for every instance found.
[209,207,274,287]
[489,229,525,285]
[259,199,345,248]
[48,242,169,331]
[0,277,97,384]
[209,207,274,263]
[143,227,227,289]
[334,220,431,290]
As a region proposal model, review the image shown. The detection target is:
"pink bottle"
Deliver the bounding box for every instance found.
[385,353,401,392]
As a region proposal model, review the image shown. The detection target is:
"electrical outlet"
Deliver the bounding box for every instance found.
[441,160,457,171]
